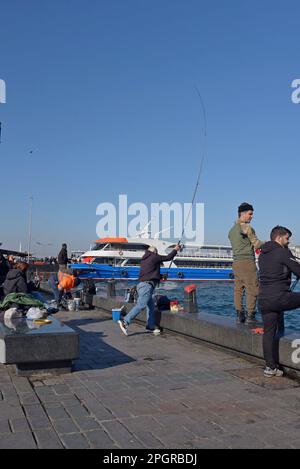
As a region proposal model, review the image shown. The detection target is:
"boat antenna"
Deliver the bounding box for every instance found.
[169,85,207,268]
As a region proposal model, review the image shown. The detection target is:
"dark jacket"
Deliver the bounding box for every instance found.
[258,241,300,297]
[58,247,68,265]
[139,249,177,282]
[3,269,28,296]
[0,255,10,283]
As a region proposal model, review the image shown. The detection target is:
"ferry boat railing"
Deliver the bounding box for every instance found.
[92,247,233,260]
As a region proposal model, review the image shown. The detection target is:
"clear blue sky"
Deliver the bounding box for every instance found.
[0,0,300,256]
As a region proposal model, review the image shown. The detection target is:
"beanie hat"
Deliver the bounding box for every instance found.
[148,246,158,254]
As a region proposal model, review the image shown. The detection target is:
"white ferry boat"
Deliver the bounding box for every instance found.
[71,237,234,282]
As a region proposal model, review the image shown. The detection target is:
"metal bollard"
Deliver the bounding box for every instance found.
[184,284,198,313]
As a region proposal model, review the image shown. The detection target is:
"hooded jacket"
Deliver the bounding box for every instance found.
[139,249,177,282]
[2,269,28,296]
[258,241,300,297]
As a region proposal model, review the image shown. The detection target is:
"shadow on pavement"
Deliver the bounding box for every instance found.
[64,318,136,372]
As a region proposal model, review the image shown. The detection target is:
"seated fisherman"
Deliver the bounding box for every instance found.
[57,270,80,307]
[2,261,31,296]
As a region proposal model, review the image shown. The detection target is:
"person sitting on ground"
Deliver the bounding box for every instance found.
[118,243,181,336]
[2,261,31,296]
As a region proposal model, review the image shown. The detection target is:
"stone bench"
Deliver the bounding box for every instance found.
[0,314,79,376]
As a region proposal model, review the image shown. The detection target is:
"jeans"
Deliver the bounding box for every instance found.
[259,292,300,368]
[123,281,155,329]
[48,274,60,302]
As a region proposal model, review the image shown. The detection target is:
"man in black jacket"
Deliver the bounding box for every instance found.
[118,244,181,336]
[58,243,68,272]
[258,226,300,377]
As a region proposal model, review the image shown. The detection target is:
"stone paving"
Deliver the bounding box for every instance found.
[1,307,300,449]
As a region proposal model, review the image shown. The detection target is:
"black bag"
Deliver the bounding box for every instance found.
[154,295,170,311]
[82,279,96,295]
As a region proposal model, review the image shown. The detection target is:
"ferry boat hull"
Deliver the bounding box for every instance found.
[71,263,234,282]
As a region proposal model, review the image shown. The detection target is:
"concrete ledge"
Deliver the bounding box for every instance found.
[0,315,79,375]
[92,295,300,374]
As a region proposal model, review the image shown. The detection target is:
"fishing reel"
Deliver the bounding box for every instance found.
[160,274,168,282]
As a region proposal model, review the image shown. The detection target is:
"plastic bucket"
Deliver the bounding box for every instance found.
[112,308,122,321]
[67,300,76,311]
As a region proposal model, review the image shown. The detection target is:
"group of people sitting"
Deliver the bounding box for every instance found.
[0,254,80,312]
[0,260,35,298]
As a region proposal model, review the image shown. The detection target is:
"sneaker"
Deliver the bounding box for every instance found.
[236,310,246,323]
[118,319,128,336]
[153,328,161,336]
[246,312,257,324]
[264,367,284,378]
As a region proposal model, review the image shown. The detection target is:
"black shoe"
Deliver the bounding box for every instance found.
[246,312,257,324]
[236,310,246,323]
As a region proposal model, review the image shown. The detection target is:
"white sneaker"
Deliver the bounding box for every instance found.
[153,328,161,336]
[264,367,284,378]
[118,320,128,336]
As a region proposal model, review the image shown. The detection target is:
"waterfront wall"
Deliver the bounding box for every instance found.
[90,295,300,377]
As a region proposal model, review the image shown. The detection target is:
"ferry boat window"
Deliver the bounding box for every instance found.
[93,258,115,265]
[92,243,149,251]
[175,260,232,268]
[124,259,142,266]
[109,243,149,251]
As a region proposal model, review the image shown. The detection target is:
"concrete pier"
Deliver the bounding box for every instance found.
[0,301,300,448]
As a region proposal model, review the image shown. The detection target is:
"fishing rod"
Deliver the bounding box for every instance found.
[168,85,207,269]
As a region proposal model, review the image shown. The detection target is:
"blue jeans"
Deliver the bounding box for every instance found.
[123,281,155,329]
[48,274,60,302]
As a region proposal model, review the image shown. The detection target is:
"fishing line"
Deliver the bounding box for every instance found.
[180,85,207,242]
[168,85,207,269]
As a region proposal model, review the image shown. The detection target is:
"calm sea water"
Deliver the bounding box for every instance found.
[96,281,300,332]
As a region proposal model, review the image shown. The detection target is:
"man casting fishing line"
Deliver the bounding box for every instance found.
[118,243,181,336]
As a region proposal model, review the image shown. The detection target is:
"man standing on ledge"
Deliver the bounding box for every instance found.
[228,202,264,323]
[118,244,181,336]
[57,243,69,273]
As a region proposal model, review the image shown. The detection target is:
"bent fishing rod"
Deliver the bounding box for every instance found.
[168,85,207,270]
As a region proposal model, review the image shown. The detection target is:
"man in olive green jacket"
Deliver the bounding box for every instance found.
[228,202,264,323]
